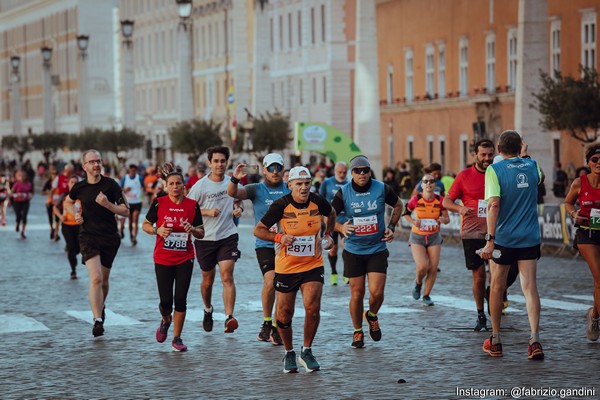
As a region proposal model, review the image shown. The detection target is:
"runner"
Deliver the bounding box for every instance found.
[227,153,289,345]
[120,164,144,246]
[479,130,544,360]
[319,161,349,286]
[403,173,450,306]
[0,174,9,226]
[53,175,82,280]
[41,167,60,240]
[64,149,129,337]
[331,155,402,348]
[143,168,205,352]
[11,170,34,239]
[187,146,242,334]
[564,143,600,342]
[144,166,159,206]
[442,139,495,331]
[254,166,336,373]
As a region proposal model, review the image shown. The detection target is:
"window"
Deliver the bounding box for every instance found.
[460,134,468,169]
[507,28,517,90]
[322,76,327,103]
[405,49,414,102]
[439,136,446,170]
[279,15,283,51]
[486,33,496,93]
[208,23,213,56]
[425,45,435,96]
[297,11,302,47]
[288,13,292,48]
[311,7,315,44]
[438,43,445,99]
[201,25,206,59]
[581,11,596,69]
[270,18,274,52]
[299,78,303,105]
[407,136,414,160]
[550,20,561,76]
[321,4,326,42]
[427,136,434,164]
[312,77,317,103]
[459,38,468,96]
[387,64,394,104]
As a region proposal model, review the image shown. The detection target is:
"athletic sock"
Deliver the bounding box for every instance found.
[529,333,540,345]
[204,305,213,313]
[354,328,363,332]
[491,333,501,345]
[367,310,377,319]
[264,317,273,323]
[328,255,338,274]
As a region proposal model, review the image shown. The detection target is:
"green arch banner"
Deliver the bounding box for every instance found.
[294,122,363,163]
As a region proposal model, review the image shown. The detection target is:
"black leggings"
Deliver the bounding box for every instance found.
[62,224,80,271]
[12,201,30,225]
[155,259,194,315]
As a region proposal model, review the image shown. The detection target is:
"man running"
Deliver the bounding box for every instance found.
[254,166,336,373]
[331,155,402,348]
[319,161,349,285]
[227,153,290,345]
[65,149,129,337]
[120,164,144,246]
[443,139,494,331]
[480,130,545,360]
[187,146,241,334]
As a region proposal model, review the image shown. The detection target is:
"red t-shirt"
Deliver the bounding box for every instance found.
[446,165,487,239]
[578,174,600,227]
[185,175,200,190]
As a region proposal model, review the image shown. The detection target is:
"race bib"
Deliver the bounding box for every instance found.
[353,215,378,236]
[478,200,488,218]
[287,236,315,256]
[163,232,188,251]
[420,219,438,232]
[590,208,600,230]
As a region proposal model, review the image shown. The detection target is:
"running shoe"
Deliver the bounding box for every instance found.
[527,342,544,360]
[482,336,502,357]
[224,315,238,333]
[422,295,434,306]
[351,330,365,349]
[412,282,422,300]
[70,271,77,280]
[257,321,272,342]
[343,276,350,284]
[92,320,104,337]
[131,236,138,246]
[586,307,600,341]
[156,319,171,343]
[364,311,382,341]
[282,351,298,374]
[203,307,213,332]
[330,274,338,286]
[299,347,320,372]
[172,336,188,352]
[270,326,283,346]
[474,313,487,332]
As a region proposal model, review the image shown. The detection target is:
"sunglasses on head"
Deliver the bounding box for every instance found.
[266,164,283,173]
[422,179,436,184]
[590,157,600,164]
[353,167,371,175]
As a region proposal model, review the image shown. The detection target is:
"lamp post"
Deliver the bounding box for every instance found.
[120,20,136,130]
[10,56,22,137]
[388,118,394,168]
[77,34,91,131]
[41,46,56,133]
[176,0,194,121]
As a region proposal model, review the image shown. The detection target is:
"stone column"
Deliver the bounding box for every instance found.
[178,19,194,121]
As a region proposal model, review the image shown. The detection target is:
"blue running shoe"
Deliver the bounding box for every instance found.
[283,351,298,374]
[299,347,320,372]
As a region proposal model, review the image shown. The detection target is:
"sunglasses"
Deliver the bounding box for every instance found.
[266,164,283,173]
[353,167,371,175]
[590,157,600,164]
[422,179,436,184]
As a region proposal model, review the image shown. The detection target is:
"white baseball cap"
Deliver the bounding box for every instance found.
[263,153,284,167]
[288,166,312,181]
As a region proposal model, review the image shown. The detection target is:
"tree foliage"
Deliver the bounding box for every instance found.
[1,135,32,162]
[531,66,600,143]
[168,119,223,163]
[68,128,144,158]
[31,132,68,165]
[234,110,292,161]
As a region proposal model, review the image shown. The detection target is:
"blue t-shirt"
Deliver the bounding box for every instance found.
[319,176,349,223]
[246,181,290,249]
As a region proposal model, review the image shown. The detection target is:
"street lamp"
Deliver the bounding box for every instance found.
[176,0,194,121]
[388,119,394,168]
[10,56,22,137]
[41,46,56,133]
[77,34,91,130]
[120,20,136,130]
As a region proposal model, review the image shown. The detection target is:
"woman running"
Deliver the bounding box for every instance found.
[11,170,34,239]
[142,166,204,352]
[564,143,600,341]
[0,175,10,226]
[54,175,82,279]
[403,173,450,306]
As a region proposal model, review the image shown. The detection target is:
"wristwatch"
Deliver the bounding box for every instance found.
[484,233,495,241]
[153,226,158,235]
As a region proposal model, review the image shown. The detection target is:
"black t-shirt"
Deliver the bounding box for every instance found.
[69,175,125,237]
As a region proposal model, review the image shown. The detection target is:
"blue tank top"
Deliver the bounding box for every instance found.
[489,158,541,248]
[249,181,290,249]
[320,176,349,223]
[341,179,387,255]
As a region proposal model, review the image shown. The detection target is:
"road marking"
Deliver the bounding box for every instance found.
[510,295,590,311]
[0,314,50,333]
[66,309,142,325]
[562,294,594,302]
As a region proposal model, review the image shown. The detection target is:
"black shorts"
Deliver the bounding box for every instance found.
[574,228,600,249]
[194,234,240,272]
[129,203,142,213]
[462,239,487,270]
[343,249,389,278]
[255,247,275,275]
[274,267,324,293]
[79,233,121,269]
[493,243,541,265]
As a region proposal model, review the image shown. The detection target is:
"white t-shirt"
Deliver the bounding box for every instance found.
[187,173,240,241]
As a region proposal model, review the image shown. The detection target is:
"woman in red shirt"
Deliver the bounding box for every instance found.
[143,166,205,352]
[565,144,600,342]
[403,173,450,306]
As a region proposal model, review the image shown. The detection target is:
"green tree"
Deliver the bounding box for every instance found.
[1,134,33,162]
[31,132,68,165]
[531,66,600,143]
[168,119,223,164]
[234,110,292,160]
[68,128,144,159]
[68,128,101,151]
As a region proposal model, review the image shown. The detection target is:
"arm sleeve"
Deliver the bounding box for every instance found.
[384,184,400,207]
[484,166,501,201]
[331,189,344,215]
[144,199,159,224]
[192,204,204,227]
[260,199,285,228]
